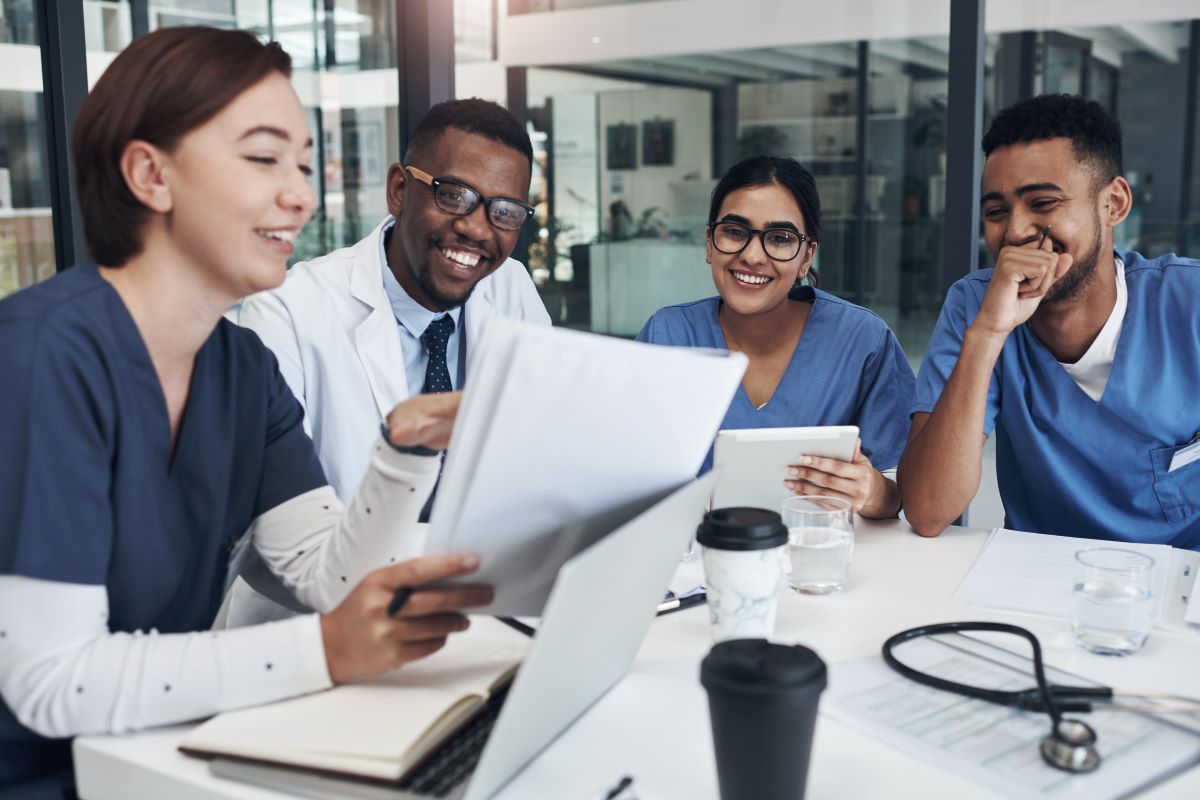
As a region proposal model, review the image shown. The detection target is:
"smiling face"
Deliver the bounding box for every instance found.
[156,72,315,298]
[387,128,532,311]
[980,137,1130,306]
[708,183,816,317]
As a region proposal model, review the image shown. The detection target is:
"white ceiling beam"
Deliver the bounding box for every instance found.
[714,48,836,79]
[668,54,781,82]
[1116,21,1185,63]
[870,39,948,73]
[1061,27,1124,67]
[572,59,731,89]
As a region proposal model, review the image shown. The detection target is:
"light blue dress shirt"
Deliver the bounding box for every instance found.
[379,221,462,393]
[913,249,1200,549]
[637,286,915,474]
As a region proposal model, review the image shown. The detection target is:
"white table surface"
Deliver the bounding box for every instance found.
[74,520,1200,799]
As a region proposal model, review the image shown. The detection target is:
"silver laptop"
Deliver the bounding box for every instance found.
[210,472,715,800]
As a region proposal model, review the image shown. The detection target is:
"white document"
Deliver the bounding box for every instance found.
[954,529,1173,627]
[823,635,1200,800]
[1169,440,1200,473]
[425,318,747,615]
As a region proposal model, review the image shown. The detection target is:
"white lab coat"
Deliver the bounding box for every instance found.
[237,216,552,501]
[226,218,551,627]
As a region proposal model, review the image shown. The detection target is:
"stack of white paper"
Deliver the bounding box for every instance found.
[426,318,747,615]
[824,635,1200,799]
[954,529,1173,625]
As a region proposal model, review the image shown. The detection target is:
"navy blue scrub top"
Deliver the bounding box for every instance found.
[914,250,1200,549]
[0,264,326,788]
[637,287,916,474]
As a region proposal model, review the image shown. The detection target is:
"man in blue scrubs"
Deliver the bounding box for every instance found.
[900,94,1200,549]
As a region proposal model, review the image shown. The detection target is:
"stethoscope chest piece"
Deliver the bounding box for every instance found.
[1040,719,1101,773]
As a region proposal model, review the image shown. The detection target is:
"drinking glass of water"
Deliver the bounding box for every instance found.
[781,496,853,594]
[1071,548,1154,656]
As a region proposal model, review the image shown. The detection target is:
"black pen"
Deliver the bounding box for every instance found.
[387,587,412,618]
[656,591,707,616]
[1039,225,1052,247]
[496,616,536,637]
[603,775,633,800]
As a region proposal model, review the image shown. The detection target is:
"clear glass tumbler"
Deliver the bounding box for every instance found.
[1071,548,1154,656]
[781,496,854,594]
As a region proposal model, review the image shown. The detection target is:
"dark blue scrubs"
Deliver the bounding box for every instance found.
[0,264,326,789]
[637,286,916,474]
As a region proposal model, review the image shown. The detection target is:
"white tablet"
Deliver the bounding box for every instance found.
[711,425,859,513]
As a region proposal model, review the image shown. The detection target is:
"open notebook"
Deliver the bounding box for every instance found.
[179,618,529,783]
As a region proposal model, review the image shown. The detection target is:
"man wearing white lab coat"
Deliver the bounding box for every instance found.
[228,99,550,625]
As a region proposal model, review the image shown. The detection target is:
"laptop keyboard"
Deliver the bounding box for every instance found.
[397,684,511,797]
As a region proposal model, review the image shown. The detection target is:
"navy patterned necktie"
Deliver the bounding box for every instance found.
[420,314,456,394]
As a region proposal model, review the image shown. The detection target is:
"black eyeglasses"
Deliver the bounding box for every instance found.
[406,166,534,231]
[708,221,811,262]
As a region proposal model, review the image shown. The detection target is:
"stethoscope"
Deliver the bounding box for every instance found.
[882,622,1200,774]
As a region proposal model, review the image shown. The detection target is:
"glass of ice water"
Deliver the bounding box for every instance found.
[1071,548,1154,656]
[781,496,854,594]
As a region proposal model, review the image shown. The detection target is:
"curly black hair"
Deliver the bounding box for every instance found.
[404,98,533,168]
[982,94,1122,190]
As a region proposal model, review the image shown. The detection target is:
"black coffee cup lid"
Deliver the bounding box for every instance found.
[696,507,787,551]
[700,639,827,693]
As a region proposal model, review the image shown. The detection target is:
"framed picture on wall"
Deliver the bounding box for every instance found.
[606,123,637,170]
[642,118,674,166]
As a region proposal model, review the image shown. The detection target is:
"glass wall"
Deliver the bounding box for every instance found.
[82,0,401,264]
[505,13,1200,374]
[0,0,56,297]
[454,0,493,64]
[1063,22,1196,257]
[519,39,951,367]
[864,37,948,369]
[979,21,1197,262]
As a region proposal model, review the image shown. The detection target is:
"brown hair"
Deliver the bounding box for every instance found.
[72,27,292,266]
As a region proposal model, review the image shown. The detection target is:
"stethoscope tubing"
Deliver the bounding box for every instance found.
[881,622,1114,717]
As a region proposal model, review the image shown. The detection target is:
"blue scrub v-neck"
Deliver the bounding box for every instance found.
[638,287,915,473]
[915,249,1200,548]
[720,297,816,420]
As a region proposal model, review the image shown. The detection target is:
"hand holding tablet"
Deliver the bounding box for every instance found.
[711,426,859,512]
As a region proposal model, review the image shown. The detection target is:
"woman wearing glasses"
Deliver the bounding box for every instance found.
[637,156,914,518]
[0,29,493,796]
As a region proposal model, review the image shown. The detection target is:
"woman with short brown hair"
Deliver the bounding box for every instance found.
[0,27,487,796]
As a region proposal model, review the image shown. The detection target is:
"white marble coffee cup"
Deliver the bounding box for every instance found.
[702,545,785,641]
[697,507,788,642]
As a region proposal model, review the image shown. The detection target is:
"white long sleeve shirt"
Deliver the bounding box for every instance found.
[0,441,439,739]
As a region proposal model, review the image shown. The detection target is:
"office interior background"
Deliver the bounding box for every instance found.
[5,0,1200,373]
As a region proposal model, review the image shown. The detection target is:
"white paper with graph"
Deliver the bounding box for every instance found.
[822,634,1200,799]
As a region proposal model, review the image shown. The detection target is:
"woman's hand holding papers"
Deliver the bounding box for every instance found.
[319,555,494,684]
[384,391,462,451]
[784,439,901,519]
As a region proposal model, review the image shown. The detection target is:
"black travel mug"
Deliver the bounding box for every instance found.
[700,638,828,800]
